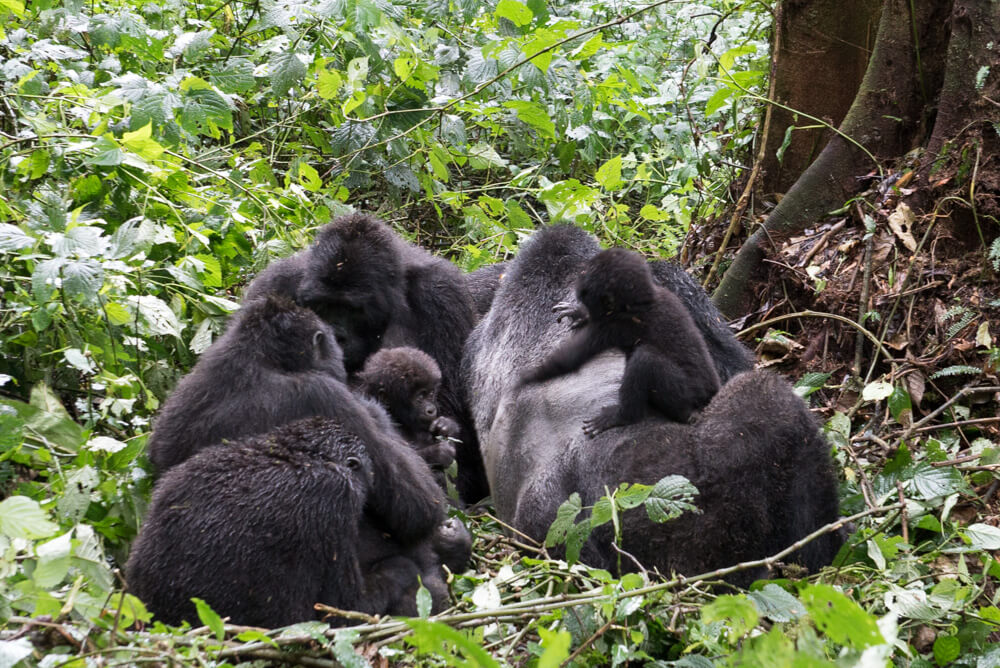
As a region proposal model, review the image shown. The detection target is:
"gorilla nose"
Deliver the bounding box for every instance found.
[425,405,437,417]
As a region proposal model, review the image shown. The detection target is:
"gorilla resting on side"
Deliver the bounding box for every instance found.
[243,213,487,501]
[127,418,469,627]
[462,225,841,584]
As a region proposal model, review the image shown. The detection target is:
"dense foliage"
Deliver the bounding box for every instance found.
[1,0,999,664]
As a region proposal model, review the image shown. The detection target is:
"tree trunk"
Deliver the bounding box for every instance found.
[759,0,881,195]
[712,0,962,319]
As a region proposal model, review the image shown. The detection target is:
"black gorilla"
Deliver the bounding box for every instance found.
[356,347,460,472]
[462,225,840,584]
[147,295,354,473]
[244,213,487,501]
[520,248,720,434]
[465,262,508,319]
[127,418,466,627]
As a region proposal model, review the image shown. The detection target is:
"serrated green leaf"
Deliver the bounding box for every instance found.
[615,482,651,509]
[590,496,614,528]
[193,598,225,640]
[503,100,555,139]
[86,136,123,166]
[126,295,184,338]
[298,162,323,191]
[545,493,582,546]
[794,372,830,398]
[317,69,343,100]
[909,462,964,501]
[0,223,34,251]
[799,584,884,649]
[644,475,699,522]
[749,584,806,622]
[965,523,1000,550]
[0,496,59,539]
[179,86,233,136]
[933,635,960,666]
[211,59,255,94]
[702,594,759,642]
[595,155,623,191]
[34,531,72,588]
[495,0,532,26]
[270,51,308,98]
[565,519,591,565]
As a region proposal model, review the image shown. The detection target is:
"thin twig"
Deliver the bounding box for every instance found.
[896,481,909,544]
[561,619,613,667]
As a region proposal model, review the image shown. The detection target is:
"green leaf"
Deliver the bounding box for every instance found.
[0,0,26,16]
[86,136,123,166]
[545,493,582,546]
[704,86,733,117]
[271,51,308,97]
[405,619,501,667]
[34,531,72,588]
[537,628,571,668]
[211,58,255,94]
[564,520,592,565]
[416,580,433,618]
[595,155,623,191]
[298,163,323,191]
[569,33,603,61]
[590,496,614,528]
[494,0,532,26]
[0,496,59,539]
[0,223,34,251]
[614,482,651,510]
[317,69,344,100]
[799,584,884,649]
[179,86,233,136]
[126,295,184,338]
[861,380,893,402]
[122,122,165,160]
[749,584,806,622]
[503,100,555,139]
[193,597,225,640]
[0,639,33,668]
[793,372,830,398]
[909,462,964,501]
[644,475,700,523]
[933,636,960,666]
[235,630,278,647]
[964,523,1000,550]
[888,384,912,423]
[331,629,367,668]
[702,594,759,642]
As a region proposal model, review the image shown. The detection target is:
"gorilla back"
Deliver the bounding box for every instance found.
[463,225,840,583]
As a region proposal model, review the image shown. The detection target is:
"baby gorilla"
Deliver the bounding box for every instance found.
[520,248,721,436]
[355,347,460,473]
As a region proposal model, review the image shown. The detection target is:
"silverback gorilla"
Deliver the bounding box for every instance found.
[128,418,468,626]
[462,225,840,584]
[243,213,487,501]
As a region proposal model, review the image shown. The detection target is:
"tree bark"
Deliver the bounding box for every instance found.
[712,0,953,319]
[759,0,881,194]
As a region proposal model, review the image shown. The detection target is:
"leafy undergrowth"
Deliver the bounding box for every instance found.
[2,0,1000,663]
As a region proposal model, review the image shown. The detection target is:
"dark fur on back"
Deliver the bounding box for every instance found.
[244,213,486,501]
[128,417,465,627]
[463,224,841,584]
[521,248,721,433]
[147,295,347,472]
[465,262,509,319]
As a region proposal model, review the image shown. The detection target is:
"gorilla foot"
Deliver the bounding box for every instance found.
[582,405,624,438]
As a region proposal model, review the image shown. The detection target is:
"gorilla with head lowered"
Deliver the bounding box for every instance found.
[128,417,470,627]
[463,225,840,584]
[244,213,487,501]
[136,296,469,625]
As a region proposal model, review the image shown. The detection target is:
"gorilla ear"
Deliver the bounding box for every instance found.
[312,330,329,358]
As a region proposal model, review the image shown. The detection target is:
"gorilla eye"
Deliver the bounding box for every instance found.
[346,456,362,470]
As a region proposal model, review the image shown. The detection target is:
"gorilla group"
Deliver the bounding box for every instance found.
[463,224,841,584]
[127,214,842,629]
